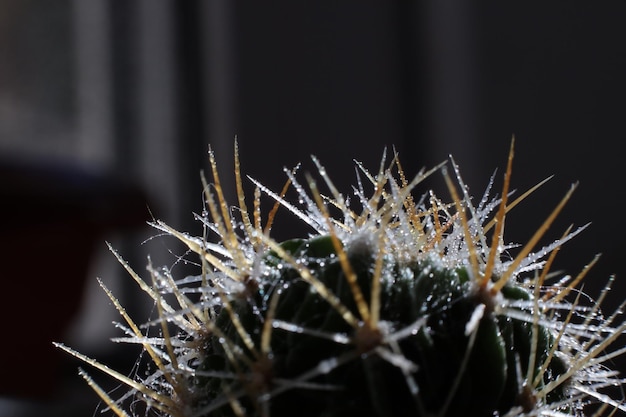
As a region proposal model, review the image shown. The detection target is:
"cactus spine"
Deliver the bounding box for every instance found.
[58,140,626,416]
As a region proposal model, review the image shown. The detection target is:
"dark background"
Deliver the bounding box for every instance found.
[1,1,625,416]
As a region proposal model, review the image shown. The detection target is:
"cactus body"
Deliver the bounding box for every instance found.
[197,235,566,417]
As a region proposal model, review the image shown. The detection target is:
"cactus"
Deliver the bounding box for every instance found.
[57,140,626,416]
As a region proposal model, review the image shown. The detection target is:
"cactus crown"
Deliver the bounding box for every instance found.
[58,140,626,416]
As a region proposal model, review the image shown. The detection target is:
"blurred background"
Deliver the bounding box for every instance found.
[1,1,626,416]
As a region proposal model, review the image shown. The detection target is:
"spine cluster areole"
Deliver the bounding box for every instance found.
[57,140,626,417]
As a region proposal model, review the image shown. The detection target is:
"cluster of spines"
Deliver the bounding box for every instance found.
[56,139,626,416]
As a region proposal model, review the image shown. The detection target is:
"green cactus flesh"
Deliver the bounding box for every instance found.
[194,235,567,417]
